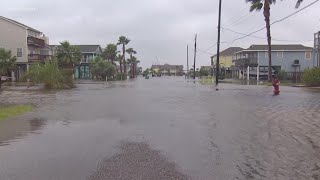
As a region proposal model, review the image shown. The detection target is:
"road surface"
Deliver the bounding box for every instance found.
[1,77,320,180]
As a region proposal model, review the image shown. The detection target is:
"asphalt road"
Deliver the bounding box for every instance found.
[1,77,320,180]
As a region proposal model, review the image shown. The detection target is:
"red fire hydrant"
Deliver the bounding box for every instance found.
[272,75,280,95]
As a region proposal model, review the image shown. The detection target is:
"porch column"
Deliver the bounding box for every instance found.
[11,71,16,82]
[257,66,260,84]
[247,66,250,81]
[27,64,30,82]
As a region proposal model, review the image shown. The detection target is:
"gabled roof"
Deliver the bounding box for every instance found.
[213,47,244,57]
[75,45,101,53]
[243,44,313,51]
[0,16,41,33]
[50,45,102,53]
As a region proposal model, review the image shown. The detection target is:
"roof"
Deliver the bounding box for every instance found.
[243,44,313,51]
[213,47,244,57]
[75,45,101,53]
[50,45,101,53]
[0,16,41,33]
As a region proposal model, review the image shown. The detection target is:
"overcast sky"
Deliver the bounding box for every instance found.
[1,0,319,69]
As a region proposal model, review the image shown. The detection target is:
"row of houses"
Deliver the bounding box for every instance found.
[211,44,316,79]
[151,64,184,76]
[0,16,136,81]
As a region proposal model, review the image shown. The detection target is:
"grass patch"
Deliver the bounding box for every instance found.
[200,77,214,85]
[0,105,33,121]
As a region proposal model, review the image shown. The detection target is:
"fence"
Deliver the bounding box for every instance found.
[286,72,303,82]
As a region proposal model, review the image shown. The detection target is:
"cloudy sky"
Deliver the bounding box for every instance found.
[1,0,319,69]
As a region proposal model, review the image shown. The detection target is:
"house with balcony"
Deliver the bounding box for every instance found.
[50,44,102,79]
[212,47,243,77]
[74,45,102,79]
[233,44,314,80]
[0,16,52,80]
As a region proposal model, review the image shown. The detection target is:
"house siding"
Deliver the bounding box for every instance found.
[0,18,28,63]
[257,51,313,72]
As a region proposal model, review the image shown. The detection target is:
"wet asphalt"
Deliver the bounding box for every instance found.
[0,77,320,180]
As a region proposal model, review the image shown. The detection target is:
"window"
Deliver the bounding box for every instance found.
[17,48,23,57]
[305,51,311,59]
[277,52,283,58]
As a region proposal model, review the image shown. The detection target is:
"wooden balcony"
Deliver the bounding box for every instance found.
[234,58,258,67]
[27,36,45,47]
[28,54,52,62]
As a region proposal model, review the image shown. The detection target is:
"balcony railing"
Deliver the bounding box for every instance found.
[27,36,45,47]
[234,58,258,67]
[28,54,52,62]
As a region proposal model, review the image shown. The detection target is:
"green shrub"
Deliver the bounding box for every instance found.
[277,70,288,80]
[302,67,320,86]
[219,74,225,80]
[23,61,74,89]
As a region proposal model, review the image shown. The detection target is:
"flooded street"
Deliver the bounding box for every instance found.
[1,77,320,180]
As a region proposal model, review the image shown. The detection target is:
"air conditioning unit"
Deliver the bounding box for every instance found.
[293,60,299,65]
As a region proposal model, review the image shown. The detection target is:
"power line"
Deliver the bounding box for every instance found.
[196,48,214,55]
[222,6,250,27]
[225,11,259,28]
[223,0,319,43]
[221,27,313,42]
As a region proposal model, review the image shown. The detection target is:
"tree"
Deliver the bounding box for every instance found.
[126,48,138,78]
[56,41,81,68]
[246,0,303,81]
[199,67,209,77]
[127,55,140,78]
[117,36,130,75]
[115,54,123,73]
[0,49,16,89]
[126,48,137,59]
[103,44,118,65]
[90,57,116,80]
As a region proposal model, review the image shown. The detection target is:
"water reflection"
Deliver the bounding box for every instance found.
[0,118,46,146]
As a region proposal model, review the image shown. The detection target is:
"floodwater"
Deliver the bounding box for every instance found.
[0,77,320,180]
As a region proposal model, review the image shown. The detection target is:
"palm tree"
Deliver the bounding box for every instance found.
[115,54,123,73]
[126,48,137,59]
[56,41,81,68]
[246,0,304,81]
[0,49,16,89]
[103,44,118,65]
[127,55,140,78]
[126,48,138,78]
[117,36,130,75]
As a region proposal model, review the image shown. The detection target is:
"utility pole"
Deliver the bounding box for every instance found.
[187,45,189,78]
[215,0,222,86]
[193,34,197,80]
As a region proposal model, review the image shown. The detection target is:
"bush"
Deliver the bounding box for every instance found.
[277,70,288,80]
[116,73,127,80]
[219,74,225,80]
[90,57,116,80]
[23,61,74,89]
[302,67,320,86]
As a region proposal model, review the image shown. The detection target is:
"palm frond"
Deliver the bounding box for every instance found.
[296,0,303,8]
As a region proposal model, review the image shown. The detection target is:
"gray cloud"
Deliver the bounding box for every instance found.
[1,0,319,68]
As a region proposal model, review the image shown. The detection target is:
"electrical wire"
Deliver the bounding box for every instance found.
[221,27,314,42]
[223,0,319,43]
